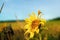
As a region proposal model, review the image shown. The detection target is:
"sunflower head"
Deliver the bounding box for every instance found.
[31,19,40,29]
[24,11,46,39]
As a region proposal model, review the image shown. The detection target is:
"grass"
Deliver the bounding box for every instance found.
[0,19,60,40]
[46,20,60,40]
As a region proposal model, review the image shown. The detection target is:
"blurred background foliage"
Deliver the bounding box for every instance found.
[0,17,60,40]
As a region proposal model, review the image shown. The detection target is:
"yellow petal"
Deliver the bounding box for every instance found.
[29,12,37,21]
[35,28,39,33]
[24,29,31,37]
[24,29,34,38]
[24,24,30,30]
[25,18,32,24]
[30,32,34,38]
[40,22,45,26]
[29,15,36,21]
[41,19,46,23]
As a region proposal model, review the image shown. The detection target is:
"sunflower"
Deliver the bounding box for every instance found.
[24,11,46,39]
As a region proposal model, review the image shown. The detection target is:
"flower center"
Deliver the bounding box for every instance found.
[31,20,40,29]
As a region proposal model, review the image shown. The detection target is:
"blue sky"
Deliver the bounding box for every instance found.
[0,0,60,20]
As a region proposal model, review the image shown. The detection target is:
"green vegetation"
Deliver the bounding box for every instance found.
[0,20,24,23]
[0,18,60,40]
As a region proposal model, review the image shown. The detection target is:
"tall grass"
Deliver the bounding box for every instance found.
[0,20,60,40]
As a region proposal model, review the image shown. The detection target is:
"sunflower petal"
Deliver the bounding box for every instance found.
[35,29,39,33]
[30,32,34,38]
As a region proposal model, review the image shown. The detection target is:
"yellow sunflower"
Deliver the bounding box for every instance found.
[24,11,46,39]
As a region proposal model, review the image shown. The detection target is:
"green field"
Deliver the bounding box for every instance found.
[0,19,60,40]
[46,20,60,40]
